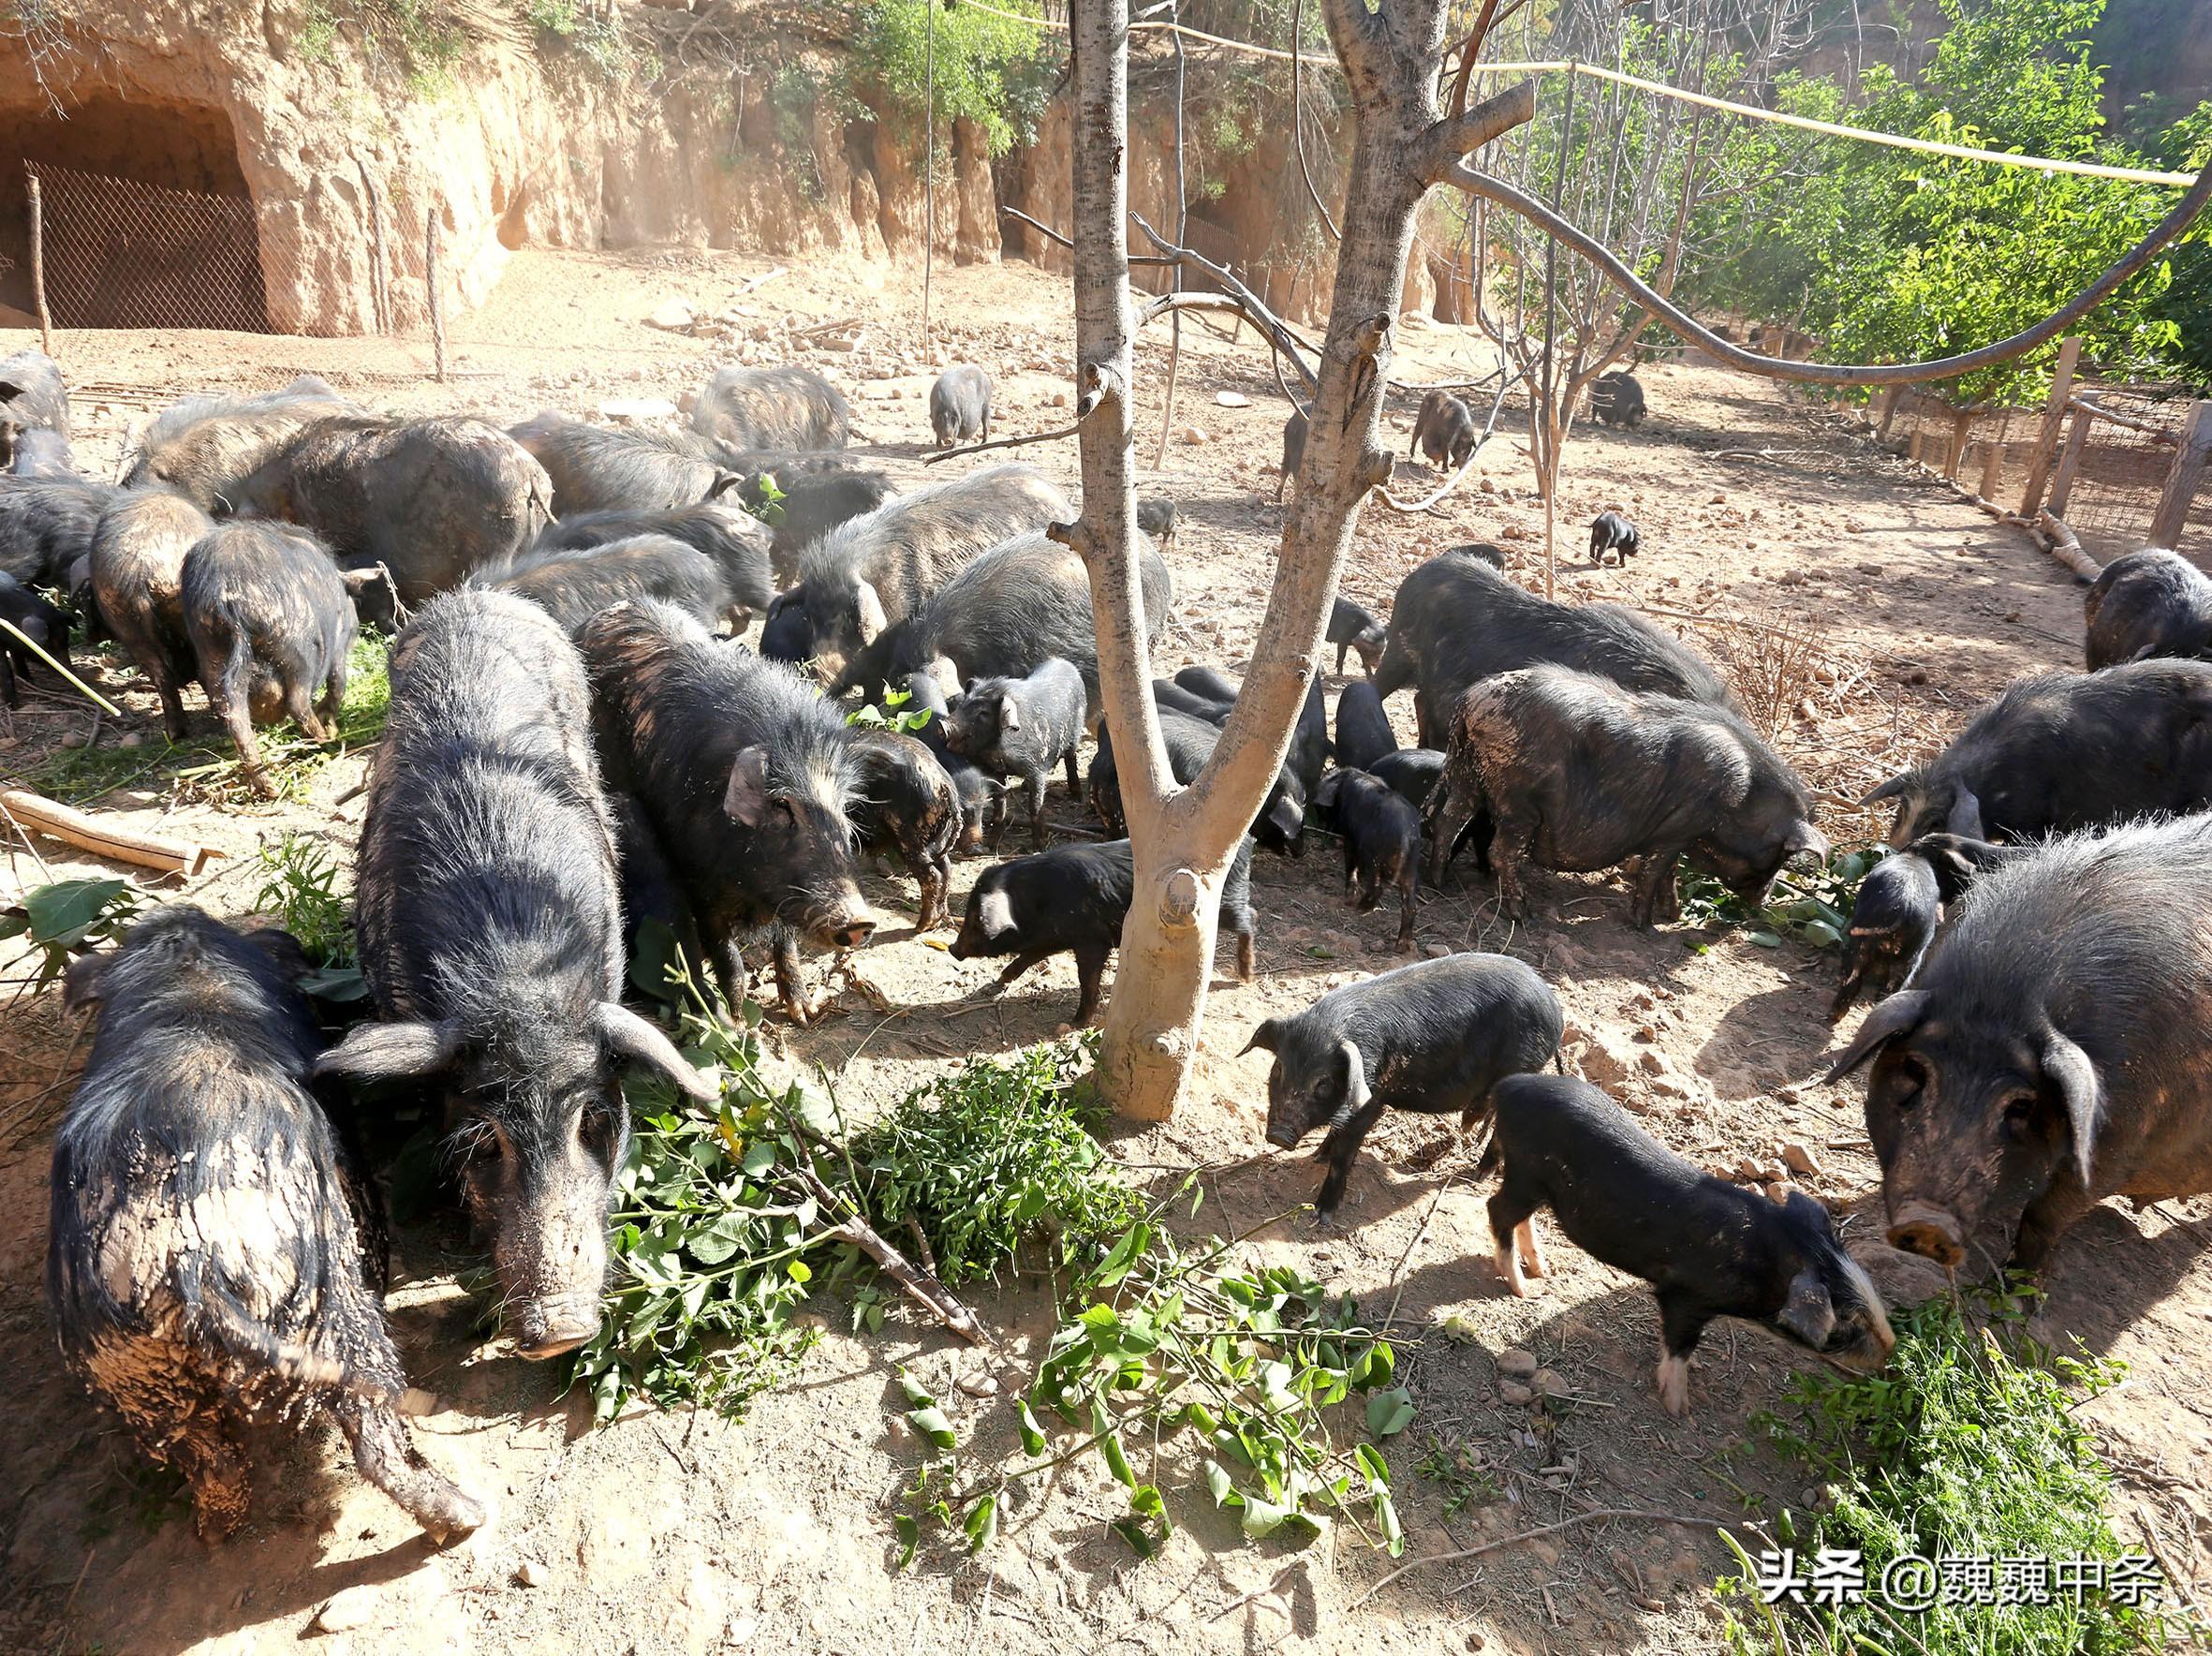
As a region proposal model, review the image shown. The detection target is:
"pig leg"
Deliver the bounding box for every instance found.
[1654,1293,1710,1417]
[1395,861,1418,954]
[333,1394,486,1539]
[170,1416,255,1543]
[1423,766,1481,888]
[284,676,331,746]
[1232,924,1256,983]
[771,926,819,1025]
[321,659,348,737]
[991,952,1049,993]
[1514,1219,1550,1279]
[1071,944,1113,1026]
[707,931,749,1019]
[154,669,191,744]
[1025,773,1050,851]
[2008,1183,2098,1272]
[214,688,276,799]
[1063,747,1081,792]
[1630,850,1683,928]
[1486,1186,1540,1297]
[1314,1099,1388,1220]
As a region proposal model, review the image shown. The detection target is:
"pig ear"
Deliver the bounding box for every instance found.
[1822,989,1930,1083]
[593,1002,719,1100]
[853,581,888,645]
[1861,771,1919,806]
[61,951,111,1014]
[0,380,22,403]
[243,926,314,979]
[1265,790,1305,839]
[1335,1040,1371,1115]
[2040,1030,2102,1187]
[722,746,771,826]
[997,692,1021,734]
[1775,1268,1837,1350]
[1239,1017,1284,1057]
[977,886,1015,940]
[317,1019,466,1081]
[1944,788,1984,840]
[703,471,743,502]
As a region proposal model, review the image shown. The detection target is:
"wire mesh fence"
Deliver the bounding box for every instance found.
[2050,384,2209,563]
[22,161,281,333]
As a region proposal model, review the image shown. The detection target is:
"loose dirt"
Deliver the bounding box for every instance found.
[2,247,2205,1656]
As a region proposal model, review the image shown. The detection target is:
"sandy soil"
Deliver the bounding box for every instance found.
[2,246,2207,1656]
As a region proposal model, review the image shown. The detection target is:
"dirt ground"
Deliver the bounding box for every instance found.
[3,246,2207,1656]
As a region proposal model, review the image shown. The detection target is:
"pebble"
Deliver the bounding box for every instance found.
[515,1559,545,1588]
[1532,1368,1570,1398]
[1497,1347,1538,1379]
[1497,1380,1535,1406]
[1780,1141,1822,1177]
[118,731,146,749]
[1423,942,1452,959]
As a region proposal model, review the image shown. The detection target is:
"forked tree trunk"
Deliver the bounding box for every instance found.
[1066,0,1533,1118]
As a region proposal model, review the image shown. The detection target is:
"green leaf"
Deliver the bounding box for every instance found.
[1238,1497,1291,1539]
[908,1406,956,1451]
[23,878,130,946]
[893,1513,920,1570]
[1205,1459,1236,1507]
[1094,1398,1137,1487]
[1016,1399,1046,1456]
[898,1369,934,1408]
[1354,1442,1391,1487]
[964,1492,998,1554]
[1110,1516,1160,1558]
[1092,1222,1151,1288]
[1366,1387,1415,1438]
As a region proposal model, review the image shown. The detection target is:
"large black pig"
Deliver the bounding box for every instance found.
[746,466,897,586]
[797,464,1072,682]
[235,415,553,604]
[849,728,964,929]
[319,590,715,1359]
[50,907,485,1540]
[123,377,358,510]
[91,489,217,740]
[531,501,775,617]
[1374,551,1733,747]
[489,535,742,633]
[1245,953,1562,1220]
[1426,664,1825,925]
[1826,812,2212,1274]
[0,475,111,587]
[579,599,877,1023]
[2083,547,2212,670]
[508,410,733,515]
[1863,658,2212,846]
[0,569,68,709]
[181,520,361,795]
[690,364,851,454]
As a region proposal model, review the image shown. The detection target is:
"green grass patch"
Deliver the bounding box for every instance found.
[1717,1288,2195,1653]
[32,633,390,807]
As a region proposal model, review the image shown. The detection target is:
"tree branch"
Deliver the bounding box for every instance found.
[1442,158,2212,386]
[1418,81,1539,183]
[998,204,1175,264]
[1131,213,1324,393]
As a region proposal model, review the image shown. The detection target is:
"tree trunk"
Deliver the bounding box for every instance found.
[1068,0,1533,1118]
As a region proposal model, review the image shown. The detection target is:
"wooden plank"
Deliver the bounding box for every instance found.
[2047,407,2093,520]
[27,173,52,357]
[1944,408,1973,480]
[1977,412,2010,500]
[2018,334,2084,517]
[2148,402,2211,549]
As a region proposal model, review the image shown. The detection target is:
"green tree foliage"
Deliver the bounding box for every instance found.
[850,0,1058,156]
[1686,0,2211,399]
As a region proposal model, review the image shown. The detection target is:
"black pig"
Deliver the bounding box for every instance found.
[320,590,715,1359]
[1426,665,1824,924]
[8,426,76,478]
[181,521,359,796]
[1825,813,2212,1273]
[123,377,357,510]
[2083,547,2212,670]
[508,411,733,516]
[1277,409,1307,504]
[1862,659,2212,847]
[50,907,485,1540]
[0,569,69,709]
[1589,510,1641,565]
[902,671,1000,853]
[579,599,877,1022]
[1334,681,1396,772]
[489,534,741,633]
[91,489,217,739]
[1246,953,1561,1220]
[850,728,964,928]
[747,466,897,585]
[1154,677,1232,723]
[1329,597,1386,676]
[1410,391,1477,469]
[1174,664,1242,705]
[1313,768,1422,952]
[0,476,111,587]
[944,657,1086,850]
[532,501,775,619]
[951,837,1256,1025]
[1830,850,1939,1025]
[691,364,851,454]
[1482,1073,1893,1414]
[760,591,813,663]
[1589,371,1646,428]
[1136,495,1178,551]
[1374,551,1733,748]
[930,366,993,447]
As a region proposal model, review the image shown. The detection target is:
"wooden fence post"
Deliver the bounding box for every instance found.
[27,174,52,357]
[2147,402,2211,549]
[1877,385,1902,441]
[424,208,448,384]
[2018,334,2084,518]
[2046,407,2094,521]
[1944,407,1973,481]
[1978,412,2010,501]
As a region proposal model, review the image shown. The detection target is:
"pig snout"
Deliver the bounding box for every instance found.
[815,901,877,950]
[498,1214,609,1359]
[1264,1109,1305,1150]
[1885,1200,1967,1270]
[513,1292,602,1360]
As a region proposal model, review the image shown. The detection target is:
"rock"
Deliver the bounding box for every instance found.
[118,731,147,750]
[597,397,679,423]
[1573,1027,1641,1087]
[1175,424,1212,446]
[1637,1049,1667,1076]
[1214,391,1252,408]
[1733,1156,1763,1182]
[1497,1380,1535,1406]
[1049,390,1070,408]
[956,1370,1000,1397]
[648,298,695,332]
[1763,1181,1791,1204]
[1780,1141,1822,1177]
[1423,942,1452,959]
[515,1559,545,1588]
[1532,1368,1570,1398]
[1497,1347,1538,1380]
[1438,1312,1482,1344]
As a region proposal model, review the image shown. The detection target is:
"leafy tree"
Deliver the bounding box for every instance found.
[851,0,1059,155]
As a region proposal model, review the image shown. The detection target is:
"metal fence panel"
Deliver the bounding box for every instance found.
[24,160,272,333]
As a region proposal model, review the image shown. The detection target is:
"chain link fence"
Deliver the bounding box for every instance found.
[22,161,282,333]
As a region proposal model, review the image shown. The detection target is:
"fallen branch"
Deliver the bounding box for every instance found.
[0,618,123,717]
[0,788,222,877]
[997,205,1175,264]
[921,416,1086,465]
[1349,1506,1727,1609]
[789,1161,995,1347]
[2035,508,2101,582]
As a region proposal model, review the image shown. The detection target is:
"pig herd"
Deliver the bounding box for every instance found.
[6,346,2210,1547]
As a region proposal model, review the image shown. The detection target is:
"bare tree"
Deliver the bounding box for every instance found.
[1064,0,1533,1119]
